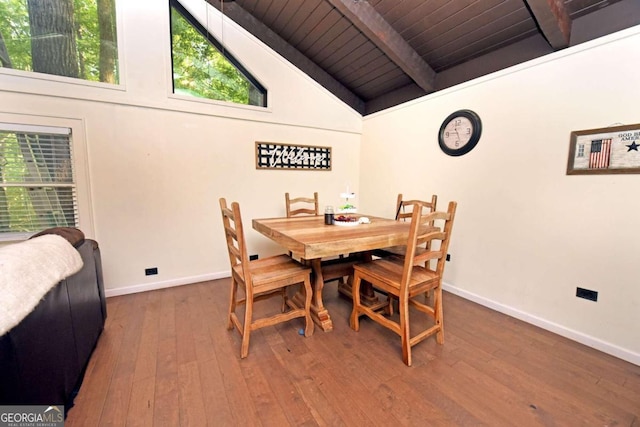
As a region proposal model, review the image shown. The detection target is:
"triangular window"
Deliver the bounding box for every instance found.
[170,0,266,107]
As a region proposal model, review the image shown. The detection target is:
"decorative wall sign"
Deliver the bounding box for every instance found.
[255,142,331,170]
[567,123,640,175]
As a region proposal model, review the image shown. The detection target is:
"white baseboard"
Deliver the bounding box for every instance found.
[443,283,640,366]
[105,271,231,298]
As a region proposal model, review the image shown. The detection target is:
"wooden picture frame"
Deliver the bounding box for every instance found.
[567,123,640,175]
[255,142,331,171]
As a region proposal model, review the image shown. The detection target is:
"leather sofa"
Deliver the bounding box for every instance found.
[0,231,106,411]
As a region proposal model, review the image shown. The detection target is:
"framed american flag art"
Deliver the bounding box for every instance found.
[567,123,640,175]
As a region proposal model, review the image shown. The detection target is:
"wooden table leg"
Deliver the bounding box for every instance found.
[291,258,333,332]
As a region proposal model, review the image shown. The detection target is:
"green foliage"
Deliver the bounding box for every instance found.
[0,133,38,232]
[0,0,117,83]
[74,0,100,80]
[0,0,31,70]
[171,6,256,105]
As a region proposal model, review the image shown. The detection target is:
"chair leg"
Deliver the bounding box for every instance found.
[434,286,444,344]
[281,288,287,313]
[227,277,238,330]
[240,293,253,359]
[349,274,362,331]
[386,294,397,316]
[302,277,314,337]
[399,295,412,367]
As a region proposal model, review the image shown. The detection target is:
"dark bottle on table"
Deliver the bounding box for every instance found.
[324,206,334,225]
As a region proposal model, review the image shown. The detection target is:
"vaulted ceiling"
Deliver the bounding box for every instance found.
[205,0,639,115]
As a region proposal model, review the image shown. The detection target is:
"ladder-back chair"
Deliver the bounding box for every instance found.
[220,198,314,359]
[374,193,438,259]
[285,192,319,217]
[350,201,457,366]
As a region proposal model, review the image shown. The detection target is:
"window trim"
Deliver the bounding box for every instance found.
[0,0,125,89]
[0,114,94,243]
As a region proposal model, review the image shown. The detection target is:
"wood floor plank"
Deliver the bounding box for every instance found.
[98,375,134,426]
[153,373,180,427]
[445,335,579,423]
[191,283,241,425]
[176,360,207,425]
[152,289,180,426]
[174,287,198,366]
[126,377,155,427]
[200,281,262,426]
[65,294,134,426]
[268,339,352,426]
[112,292,149,380]
[65,279,640,426]
[133,291,160,382]
[196,358,236,425]
[247,328,318,426]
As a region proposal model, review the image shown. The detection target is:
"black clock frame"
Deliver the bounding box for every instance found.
[438,109,482,156]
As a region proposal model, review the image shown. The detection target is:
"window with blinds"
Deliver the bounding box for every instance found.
[0,124,78,238]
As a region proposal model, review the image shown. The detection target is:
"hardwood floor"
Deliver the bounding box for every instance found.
[66,279,640,426]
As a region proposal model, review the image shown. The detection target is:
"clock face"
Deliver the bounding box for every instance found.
[441,116,474,150]
[438,109,482,156]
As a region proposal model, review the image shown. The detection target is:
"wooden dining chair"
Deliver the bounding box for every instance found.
[285,192,319,217]
[350,200,457,366]
[374,193,438,258]
[219,198,314,359]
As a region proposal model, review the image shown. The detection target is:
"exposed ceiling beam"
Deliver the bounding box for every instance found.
[326,0,436,92]
[204,0,366,114]
[524,0,572,48]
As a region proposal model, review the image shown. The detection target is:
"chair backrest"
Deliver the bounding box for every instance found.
[395,193,437,221]
[285,192,319,217]
[219,198,251,286]
[400,201,457,291]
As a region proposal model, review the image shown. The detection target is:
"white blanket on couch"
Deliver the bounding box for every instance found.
[0,234,83,336]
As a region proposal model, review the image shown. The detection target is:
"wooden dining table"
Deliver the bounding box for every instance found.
[252,214,413,332]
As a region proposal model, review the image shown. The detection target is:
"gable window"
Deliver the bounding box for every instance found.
[0,0,119,84]
[170,0,266,107]
[0,124,77,239]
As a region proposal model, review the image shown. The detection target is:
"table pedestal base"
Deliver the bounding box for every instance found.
[290,291,333,332]
[337,280,389,312]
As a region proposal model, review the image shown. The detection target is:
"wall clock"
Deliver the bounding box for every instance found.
[438,109,482,156]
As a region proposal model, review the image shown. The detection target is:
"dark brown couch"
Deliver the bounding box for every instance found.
[0,232,106,412]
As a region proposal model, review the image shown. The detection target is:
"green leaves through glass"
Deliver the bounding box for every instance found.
[170,0,266,107]
[0,0,118,83]
[0,125,78,236]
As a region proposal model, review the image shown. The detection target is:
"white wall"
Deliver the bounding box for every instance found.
[359,26,640,365]
[0,0,362,295]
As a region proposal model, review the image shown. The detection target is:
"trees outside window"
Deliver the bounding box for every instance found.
[0,125,77,237]
[170,0,266,107]
[0,0,118,84]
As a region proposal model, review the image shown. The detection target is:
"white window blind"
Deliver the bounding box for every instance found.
[0,124,78,236]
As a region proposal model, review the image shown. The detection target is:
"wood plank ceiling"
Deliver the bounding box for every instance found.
[205,0,638,115]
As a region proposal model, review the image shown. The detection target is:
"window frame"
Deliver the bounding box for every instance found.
[169,0,267,108]
[0,114,93,243]
[0,0,124,89]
